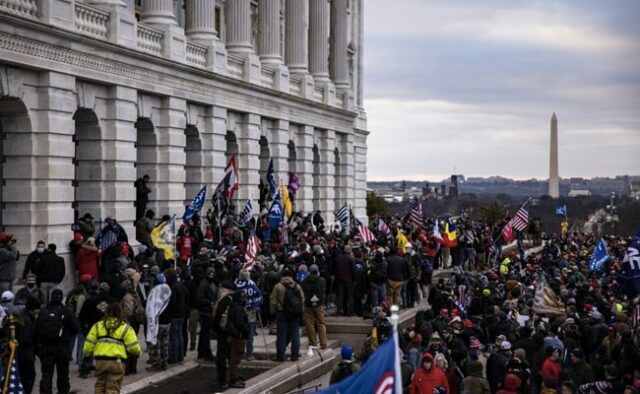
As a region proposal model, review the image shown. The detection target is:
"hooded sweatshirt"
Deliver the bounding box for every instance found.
[496,373,522,394]
[410,352,449,394]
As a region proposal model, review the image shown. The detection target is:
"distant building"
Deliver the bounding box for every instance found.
[568,189,591,197]
[449,175,459,200]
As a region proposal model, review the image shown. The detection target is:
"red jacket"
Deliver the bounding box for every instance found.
[410,353,450,394]
[177,235,194,263]
[496,373,522,394]
[541,357,561,381]
[76,247,99,280]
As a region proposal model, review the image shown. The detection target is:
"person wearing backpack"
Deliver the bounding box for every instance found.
[270,268,304,362]
[330,345,360,384]
[367,249,388,312]
[212,280,236,390]
[301,264,327,350]
[33,289,80,394]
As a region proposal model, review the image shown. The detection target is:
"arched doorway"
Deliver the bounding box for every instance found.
[73,108,102,222]
[184,125,203,203]
[135,118,157,215]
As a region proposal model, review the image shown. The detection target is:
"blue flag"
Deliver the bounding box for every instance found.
[620,231,640,297]
[588,238,610,275]
[267,189,283,229]
[266,158,276,199]
[317,327,402,393]
[555,204,567,217]
[183,185,207,222]
[233,278,263,309]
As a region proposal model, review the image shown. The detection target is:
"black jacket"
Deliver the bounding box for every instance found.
[37,252,66,283]
[34,303,80,346]
[22,250,46,280]
[227,296,250,340]
[386,254,409,281]
[196,278,217,315]
[163,281,189,320]
[78,292,111,334]
[301,273,326,307]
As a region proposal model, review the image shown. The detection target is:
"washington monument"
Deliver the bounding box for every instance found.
[549,113,559,198]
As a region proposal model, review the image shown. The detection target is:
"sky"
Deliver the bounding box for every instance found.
[363,0,640,182]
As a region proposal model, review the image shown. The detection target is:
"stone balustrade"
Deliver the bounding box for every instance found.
[75,2,109,40]
[336,92,344,108]
[186,39,207,68]
[0,0,37,19]
[289,74,302,95]
[260,65,276,88]
[313,85,324,101]
[227,54,245,78]
[137,23,163,55]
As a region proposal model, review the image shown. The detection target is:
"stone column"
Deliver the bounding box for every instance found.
[153,97,187,216]
[258,0,282,64]
[353,131,367,220]
[185,0,227,74]
[309,0,330,82]
[317,129,336,221]
[270,120,290,185]
[141,0,176,25]
[226,0,253,54]
[330,0,349,89]
[236,113,261,211]
[285,0,314,97]
[295,125,315,214]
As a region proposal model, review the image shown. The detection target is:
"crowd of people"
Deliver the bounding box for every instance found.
[0,184,638,394]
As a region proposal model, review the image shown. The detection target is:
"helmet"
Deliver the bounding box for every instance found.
[341,345,353,361]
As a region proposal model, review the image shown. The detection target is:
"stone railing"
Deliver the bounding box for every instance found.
[336,92,344,108]
[185,40,207,68]
[0,0,38,20]
[313,85,324,101]
[75,2,109,40]
[260,65,275,88]
[227,54,244,78]
[289,74,302,96]
[136,23,163,55]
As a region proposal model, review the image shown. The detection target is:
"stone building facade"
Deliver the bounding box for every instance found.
[0,0,368,284]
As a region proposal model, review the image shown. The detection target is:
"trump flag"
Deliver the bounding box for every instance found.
[183,185,207,222]
[317,328,402,394]
[620,230,640,297]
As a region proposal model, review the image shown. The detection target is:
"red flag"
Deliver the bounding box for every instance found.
[502,221,515,243]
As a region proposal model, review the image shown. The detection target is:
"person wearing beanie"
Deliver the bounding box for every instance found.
[541,345,562,383]
[506,348,531,393]
[14,295,40,393]
[568,348,594,387]
[33,288,80,394]
[462,358,490,394]
[301,263,327,350]
[330,345,360,384]
[270,267,305,362]
[487,341,512,393]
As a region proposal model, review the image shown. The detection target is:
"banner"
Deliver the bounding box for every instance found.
[183,185,207,222]
[620,230,640,297]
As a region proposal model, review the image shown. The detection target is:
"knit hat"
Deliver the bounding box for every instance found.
[570,348,583,359]
[469,337,482,350]
[309,264,320,273]
[50,289,64,303]
[155,274,166,284]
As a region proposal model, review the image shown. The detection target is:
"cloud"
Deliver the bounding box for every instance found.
[363,0,640,181]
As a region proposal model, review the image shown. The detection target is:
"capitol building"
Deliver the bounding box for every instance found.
[0,0,368,269]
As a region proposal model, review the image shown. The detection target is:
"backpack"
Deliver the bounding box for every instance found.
[421,258,433,276]
[283,285,303,319]
[334,361,354,383]
[38,308,65,343]
[370,259,387,284]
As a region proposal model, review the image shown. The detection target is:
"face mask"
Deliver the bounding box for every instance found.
[36,247,45,253]
[27,283,36,290]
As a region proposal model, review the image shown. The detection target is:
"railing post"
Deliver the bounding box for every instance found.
[38,0,76,31]
[88,0,138,49]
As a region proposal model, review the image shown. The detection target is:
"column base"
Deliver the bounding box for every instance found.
[314,79,336,106]
[157,24,187,63]
[95,3,137,49]
[199,38,228,75]
[233,52,261,85]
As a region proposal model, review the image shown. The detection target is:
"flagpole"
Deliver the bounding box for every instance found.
[172,214,177,271]
[493,197,533,247]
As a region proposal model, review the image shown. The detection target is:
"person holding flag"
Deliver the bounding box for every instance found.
[588,238,611,276]
[266,158,277,200]
[150,215,176,266]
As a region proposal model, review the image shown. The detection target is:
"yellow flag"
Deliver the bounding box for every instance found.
[281,182,292,218]
[150,217,175,260]
[397,228,408,254]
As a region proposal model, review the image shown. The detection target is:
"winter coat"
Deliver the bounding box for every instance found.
[386,254,408,282]
[22,250,45,280]
[196,278,217,315]
[301,273,326,307]
[462,359,490,394]
[37,252,66,284]
[76,246,100,280]
[270,276,304,316]
[541,357,562,382]
[0,243,17,282]
[410,353,449,394]
[569,359,594,387]
[334,253,355,282]
[226,295,250,340]
[495,373,522,394]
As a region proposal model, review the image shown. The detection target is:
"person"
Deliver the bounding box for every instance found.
[576,364,625,394]
[0,232,18,292]
[14,273,46,306]
[33,289,80,394]
[541,345,562,382]
[301,264,327,350]
[119,279,143,375]
[386,248,408,307]
[22,240,47,283]
[367,249,388,310]
[164,268,189,364]
[226,288,250,389]
[330,345,360,384]
[462,358,490,394]
[568,348,594,387]
[410,352,449,394]
[146,274,172,372]
[213,280,236,389]
[234,269,262,361]
[334,245,355,316]
[65,274,92,368]
[75,213,96,240]
[135,174,152,221]
[12,297,40,394]
[83,302,142,394]
[496,373,522,394]
[136,209,155,246]
[270,268,304,361]
[487,340,512,392]
[195,267,217,361]
[38,243,66,302]
[76,237,100,281]
[78,281,111,378]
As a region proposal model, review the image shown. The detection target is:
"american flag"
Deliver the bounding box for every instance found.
[510,207,529,232]
[410,197,423,226]
[238,199,253,226]
[501,221,515,243]
[244,229,260,270]
[335,203,349,229]
[356,218,376,244]
[0,356,24,394]
[378,218,393,244]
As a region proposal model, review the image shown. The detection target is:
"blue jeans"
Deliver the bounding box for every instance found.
[407,347,422,373]
[401,280,409,307]
[169,318,184,363]
[246,322,256,357]
[370,283,386,311]
[275,313,300,361]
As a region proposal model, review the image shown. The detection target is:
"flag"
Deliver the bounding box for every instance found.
[288,172,301,194]
[443,219,458,248]
[619,230,640,297]
[432,219,442,252]
[280,215,289,245]
[183,185,207,222]
[281,183,293,218]
[266,158,276,199]
[410,197,423,226]
[378,218,393,244]
[335,203,349,229]
[214,155,239,201]
[244,229,260,270]
[234,277,263,309]
[511,207,529,232]
[501,221,515,243]
[357,218,376,244]
[397,228,408,254]
[555,204,567,217]
[0,352,24,394]
[317,326,402,394]
[532,274,566,316]
[151,216,175,260]
[238,199,253,226]
[267,189,284,229]
[588,238,610,275]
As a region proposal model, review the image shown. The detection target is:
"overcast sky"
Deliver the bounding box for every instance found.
[363,0,640,181]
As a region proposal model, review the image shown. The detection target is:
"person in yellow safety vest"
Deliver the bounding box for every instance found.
[499,256,511,276]
[83,302,142,394]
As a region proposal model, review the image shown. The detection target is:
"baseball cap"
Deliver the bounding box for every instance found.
[500,341,512,350]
